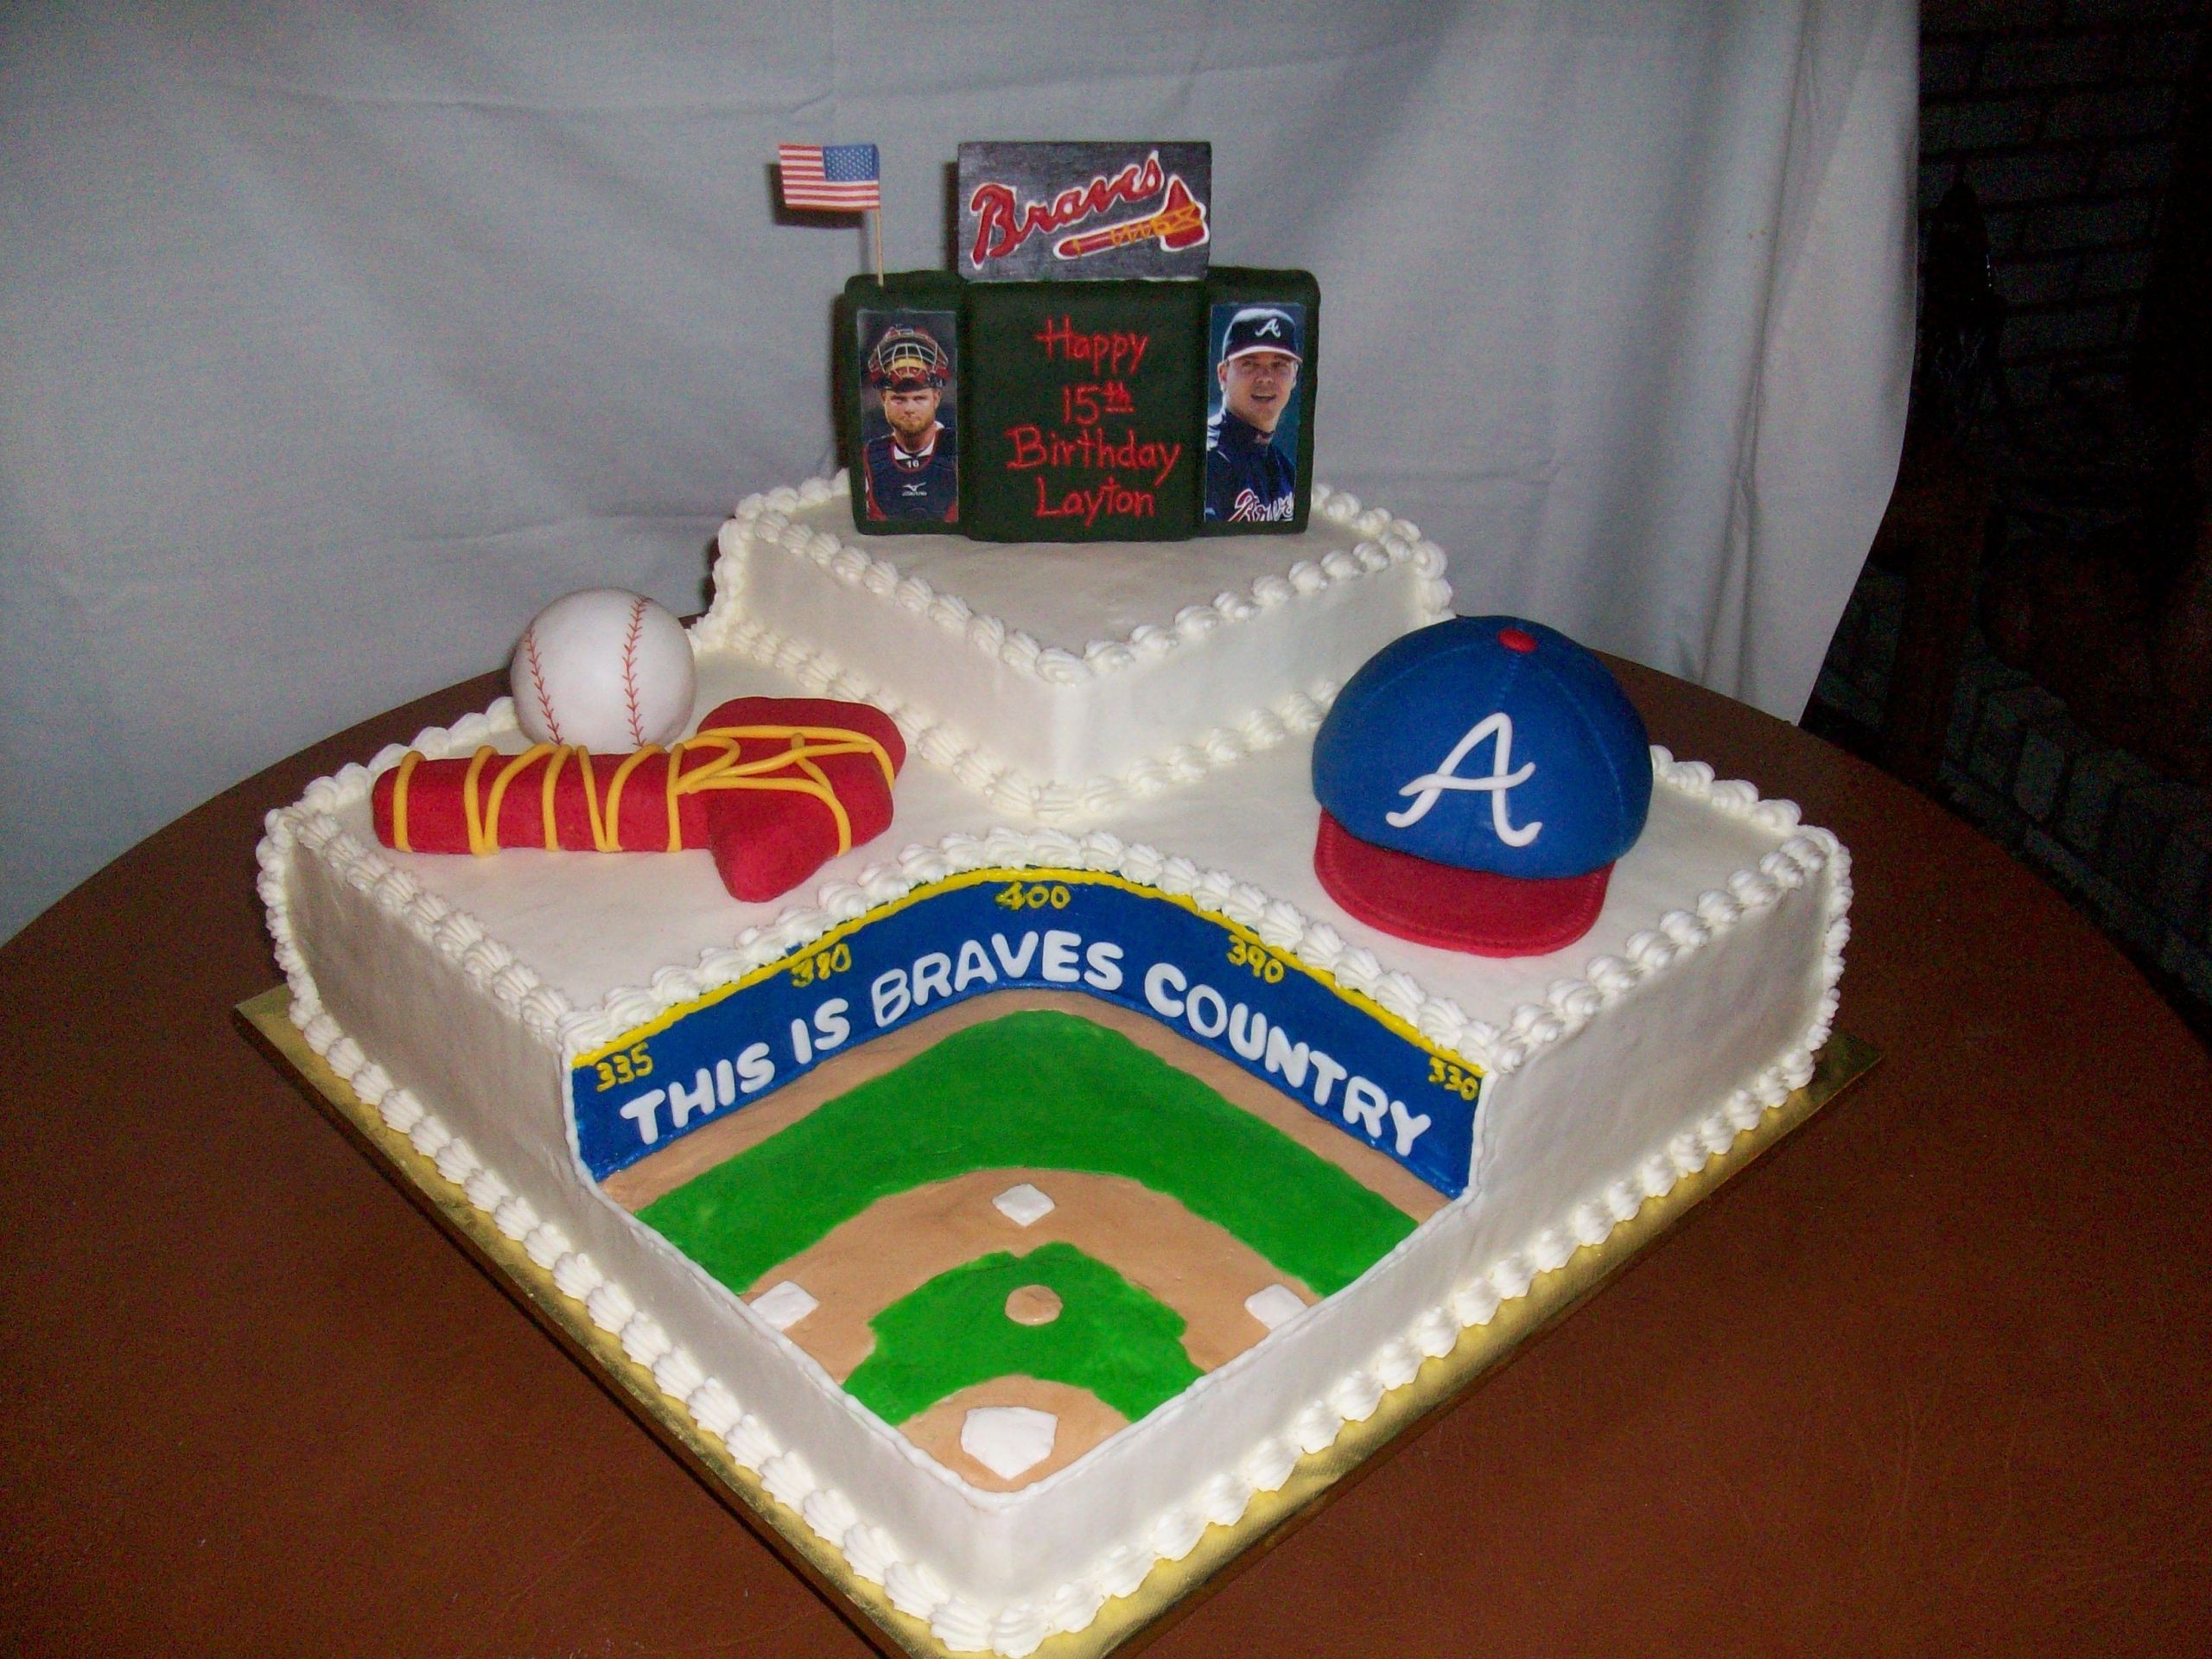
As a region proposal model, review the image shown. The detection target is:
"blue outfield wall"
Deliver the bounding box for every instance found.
[569,868,1482,1197]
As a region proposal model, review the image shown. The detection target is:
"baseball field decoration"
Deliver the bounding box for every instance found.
[511,588,696,751]
[558,852,1491,1489]
[370,696,906,903]
[618,1001,1440,1489]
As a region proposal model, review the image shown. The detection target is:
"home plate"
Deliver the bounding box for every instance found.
[962,1406,1058,1481]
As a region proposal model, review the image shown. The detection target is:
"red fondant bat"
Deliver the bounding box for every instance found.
[370,696,905,903]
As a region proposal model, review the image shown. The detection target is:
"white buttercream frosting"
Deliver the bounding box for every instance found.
[254,512,1851,1649]
[702,474,1452,690]
[260,747,1848,1648]
[690,474,1451,823]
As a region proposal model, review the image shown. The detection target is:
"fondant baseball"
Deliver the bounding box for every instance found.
[510,588,696,751]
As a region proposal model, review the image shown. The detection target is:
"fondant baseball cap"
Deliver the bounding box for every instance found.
[1220,306,1301,363]
[1311,617,1653,957]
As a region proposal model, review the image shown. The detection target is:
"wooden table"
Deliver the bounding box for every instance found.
[4,662,2208,1656]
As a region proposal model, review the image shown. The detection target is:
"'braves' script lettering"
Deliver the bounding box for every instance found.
[969,151,1166,267]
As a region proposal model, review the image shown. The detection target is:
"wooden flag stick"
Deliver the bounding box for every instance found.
[870,206,884,285]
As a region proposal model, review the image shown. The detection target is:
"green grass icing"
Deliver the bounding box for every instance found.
[842,1242,1202,1425]
[638,1007,1416,1301]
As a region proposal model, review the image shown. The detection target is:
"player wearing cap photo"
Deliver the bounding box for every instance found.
[861,321,959,524]
[1204,305,1302,524]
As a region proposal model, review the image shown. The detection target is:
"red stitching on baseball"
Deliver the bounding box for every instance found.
[524,626,563,745]
[620,595,647,747]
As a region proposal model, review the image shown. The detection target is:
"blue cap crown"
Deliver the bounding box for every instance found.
[1221,306,1301,361]
[1313,617,1652,880]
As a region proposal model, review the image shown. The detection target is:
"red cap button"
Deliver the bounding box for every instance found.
[1498,626,1538,654]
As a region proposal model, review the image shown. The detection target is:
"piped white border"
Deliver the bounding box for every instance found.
[692,474,1453,823]
[262,691,1835,1078]
[698,473,1453,688]
[259,729,1848,1655]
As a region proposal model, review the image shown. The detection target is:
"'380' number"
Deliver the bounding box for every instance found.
[789,941,852,988]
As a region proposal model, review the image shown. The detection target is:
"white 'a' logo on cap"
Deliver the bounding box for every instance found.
[1387,713,1541,846]
[1255,315,1282,337]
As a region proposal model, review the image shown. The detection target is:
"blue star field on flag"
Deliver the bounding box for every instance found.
[779,143,881,212]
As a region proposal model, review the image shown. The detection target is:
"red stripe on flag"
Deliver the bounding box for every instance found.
[779,144,879,211]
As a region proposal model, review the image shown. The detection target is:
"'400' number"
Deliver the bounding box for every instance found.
[594,1042,653,1092]
[995,881,1071,912]
[790,941,852,988]
[1428,1056,1479,1101]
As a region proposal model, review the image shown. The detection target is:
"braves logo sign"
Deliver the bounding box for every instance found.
[958,142,1212,282]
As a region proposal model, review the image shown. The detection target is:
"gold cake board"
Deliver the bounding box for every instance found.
[239,987,1876,1658]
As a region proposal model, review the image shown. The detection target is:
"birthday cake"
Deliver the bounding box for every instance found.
[260,473,1846,1649]
[258,145,1847,1654]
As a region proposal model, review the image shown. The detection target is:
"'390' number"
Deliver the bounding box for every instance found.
[1226,938,1286,983]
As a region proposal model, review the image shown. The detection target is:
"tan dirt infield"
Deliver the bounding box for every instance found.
[602,988,1452,1491]
[899,1378,1129,1492]
[747,1166,1316,1381]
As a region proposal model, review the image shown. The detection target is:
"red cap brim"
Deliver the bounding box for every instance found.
[1313,812,1612,957]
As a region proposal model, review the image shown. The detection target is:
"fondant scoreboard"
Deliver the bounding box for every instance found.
[833,143,1318,543]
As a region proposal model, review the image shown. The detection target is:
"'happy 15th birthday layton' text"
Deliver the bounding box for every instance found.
[1003,315,1184,529]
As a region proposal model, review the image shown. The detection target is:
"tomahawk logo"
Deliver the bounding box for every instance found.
[1386,713,1541,846]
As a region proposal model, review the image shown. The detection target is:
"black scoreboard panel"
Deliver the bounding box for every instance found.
[837,269,1316,543]
[962,279,1205,540]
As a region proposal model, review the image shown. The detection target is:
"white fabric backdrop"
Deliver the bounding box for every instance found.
[0,1,1915,942]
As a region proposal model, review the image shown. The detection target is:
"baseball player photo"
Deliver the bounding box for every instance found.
[1204,302,1304,524]
[858,312,959,524]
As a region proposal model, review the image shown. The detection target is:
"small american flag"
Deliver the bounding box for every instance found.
[778,143,880,212]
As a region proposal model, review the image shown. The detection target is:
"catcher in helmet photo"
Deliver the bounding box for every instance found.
[858,315,958,524]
